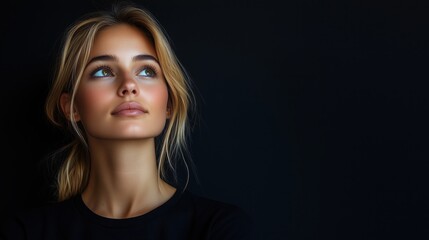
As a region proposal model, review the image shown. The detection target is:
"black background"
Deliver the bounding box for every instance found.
[1,0,429,239]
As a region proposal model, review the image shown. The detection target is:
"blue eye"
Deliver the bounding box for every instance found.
[92,67,113,78]
[138,67,156,77]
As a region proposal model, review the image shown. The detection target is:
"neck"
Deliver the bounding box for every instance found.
[81,137,176,219]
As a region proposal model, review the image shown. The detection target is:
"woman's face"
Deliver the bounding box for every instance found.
[67,24,169,141]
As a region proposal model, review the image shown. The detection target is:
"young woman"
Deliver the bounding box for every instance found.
[1,2,253,239]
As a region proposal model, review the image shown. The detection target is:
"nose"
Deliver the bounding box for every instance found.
[118,76,139,97]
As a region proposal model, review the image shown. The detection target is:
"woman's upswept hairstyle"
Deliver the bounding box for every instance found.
[45,2,195,201]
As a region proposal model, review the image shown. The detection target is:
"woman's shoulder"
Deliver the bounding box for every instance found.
[177,189,256,239]
[0,198,76,239]
[183,190,248,216]
[11,197,74,219]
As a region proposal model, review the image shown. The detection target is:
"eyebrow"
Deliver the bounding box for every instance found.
[86,54,159,67]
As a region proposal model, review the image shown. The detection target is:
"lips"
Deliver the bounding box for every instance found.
[112,102,148,116]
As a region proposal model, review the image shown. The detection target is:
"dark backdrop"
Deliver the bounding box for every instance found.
[1,0,428,239]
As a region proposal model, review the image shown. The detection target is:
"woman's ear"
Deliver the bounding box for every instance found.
[166,99,172,119]
[60,93,80,121]
[166,106,172,119]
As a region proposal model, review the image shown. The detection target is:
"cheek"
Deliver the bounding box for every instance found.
[144,84,169,113]
[75,87,112,117]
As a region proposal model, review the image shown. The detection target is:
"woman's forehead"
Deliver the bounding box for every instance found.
[89,24,157,59]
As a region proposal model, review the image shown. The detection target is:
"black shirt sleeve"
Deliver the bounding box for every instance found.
[0,211,27,240]
[208,204,255,240]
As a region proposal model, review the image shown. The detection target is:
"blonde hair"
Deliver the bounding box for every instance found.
[45,3,195,201]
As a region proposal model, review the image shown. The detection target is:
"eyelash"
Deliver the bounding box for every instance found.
[90,65,114,78]
[137,64,159,76]
[89,64,159,78]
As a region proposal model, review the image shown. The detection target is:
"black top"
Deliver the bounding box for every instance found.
[0,189,254,239]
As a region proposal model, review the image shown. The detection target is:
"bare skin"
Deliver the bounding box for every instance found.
[60,24,176,219]
[81,140,176,219]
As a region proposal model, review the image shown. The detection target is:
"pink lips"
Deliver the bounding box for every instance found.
[112,102,148,116]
